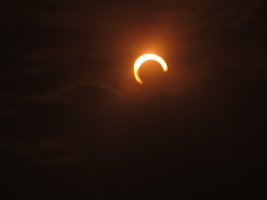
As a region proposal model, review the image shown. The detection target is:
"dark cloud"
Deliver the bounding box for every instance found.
[0,0,266,197]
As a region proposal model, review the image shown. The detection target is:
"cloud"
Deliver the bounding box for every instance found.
[0,0,266,167]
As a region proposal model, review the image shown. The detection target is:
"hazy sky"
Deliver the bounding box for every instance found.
[1,0,266,197]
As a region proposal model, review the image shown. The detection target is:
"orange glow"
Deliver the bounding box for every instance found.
[134,54,168,84]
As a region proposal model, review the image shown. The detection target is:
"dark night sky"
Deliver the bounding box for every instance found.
[1,0,267,198]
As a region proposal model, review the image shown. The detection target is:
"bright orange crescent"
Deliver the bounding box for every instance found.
[134,54,168,84]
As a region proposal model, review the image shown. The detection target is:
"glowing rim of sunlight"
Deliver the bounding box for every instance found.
[134,54,168,84]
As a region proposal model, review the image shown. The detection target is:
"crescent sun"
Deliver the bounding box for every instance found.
[134,54,168,84]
